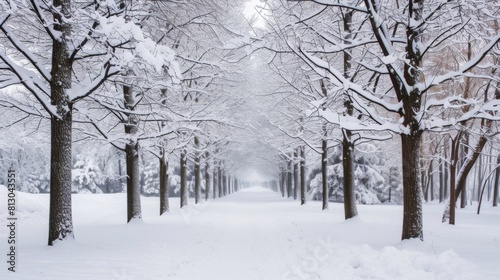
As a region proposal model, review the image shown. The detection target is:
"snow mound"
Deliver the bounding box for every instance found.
[285,237,473,280]
[0,185,48,223]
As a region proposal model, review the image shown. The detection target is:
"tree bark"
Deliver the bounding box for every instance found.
[343,129,358,219]
[223,171,228,196]
[400,0,424,240]
[422,168,428,202]
[453,136,488,203]
[159,151,169,215]
[293,149,299,200]
[448,135,460,225]
[320,77,329,210]
[460,134,469,208]
[443,146,449,200]
[123,82,142,223]
[322,136,328,210]
[430,159,434,201]
[439,156,444,202]
[475,153,483,202]
[300,146,306,205]
[205,153,210,201]
[194,137,201,204]
[48,0,74,246]
[218,164,222,198]
[401,133,424,240]
[280,166,286,197]
[342,9,358,219]
[180,150,188,208]
[213,161,217,199]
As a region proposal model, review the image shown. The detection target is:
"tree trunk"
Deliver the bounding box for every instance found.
[443,147,449,200]
[475,153,484,202]
[180,150,188,208]
[401,133,424,240]
[341,9,358,219]
[218,164,222,198]
[300,146,306,205]
[439,156,444,202]
[453,136,488,203]
[213,161,217,199]
[343,130,358,219]
[280,166,286,197]
[422,168,428,202]
[123,81,142,223]
[48,0,74,246]
[448,135,460,225]
[430,159,434,201]
[223,171,227,196]
[205,153,210,201]
[460,135,469,208]
[125,141,141,222]
[118,154,124,192]
[399,0,425,240]
[322,136,328,210]
[49,109,74,244]
[293,149,299,200]
[159,151,169,215]
[194,137,201,204]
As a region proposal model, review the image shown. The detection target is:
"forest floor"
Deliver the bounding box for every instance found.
[0,186,499,280]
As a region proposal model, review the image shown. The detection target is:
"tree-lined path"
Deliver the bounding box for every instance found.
[1,1,500,278]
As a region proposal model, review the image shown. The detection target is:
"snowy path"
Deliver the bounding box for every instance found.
[1,186,499,280]
[3,187,312,280]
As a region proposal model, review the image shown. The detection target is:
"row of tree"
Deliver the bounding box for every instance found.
[0,0,257,245]
[1,0,499,246]
[248,0,500,241]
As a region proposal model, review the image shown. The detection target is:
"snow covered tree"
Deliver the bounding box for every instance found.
[267,0,500,240]
[1,0,112,244]
[0,0,180,243]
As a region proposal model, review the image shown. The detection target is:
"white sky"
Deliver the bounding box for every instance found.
[243,0,267,28]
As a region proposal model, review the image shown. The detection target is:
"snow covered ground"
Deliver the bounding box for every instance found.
[0,186,499,280]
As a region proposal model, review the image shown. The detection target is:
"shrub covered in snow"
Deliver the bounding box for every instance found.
[308,144,400,204]
[72,155,104,194]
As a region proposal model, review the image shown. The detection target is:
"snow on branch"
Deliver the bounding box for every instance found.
[94,14,181,79]
[308,102,406,134]
[28,0,63,42]
[296,46,402,114]
[293,0,368,13]
[0,51,58,117]
[69,58,121,102]
[0,25,51,82]
[420,96,500,131]
[423,33,500,93]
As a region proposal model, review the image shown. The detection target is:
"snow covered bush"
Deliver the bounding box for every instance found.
[142,160,159,196]
[72,156,104,194]
[308,144,392,204]
[20,172,49,194]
